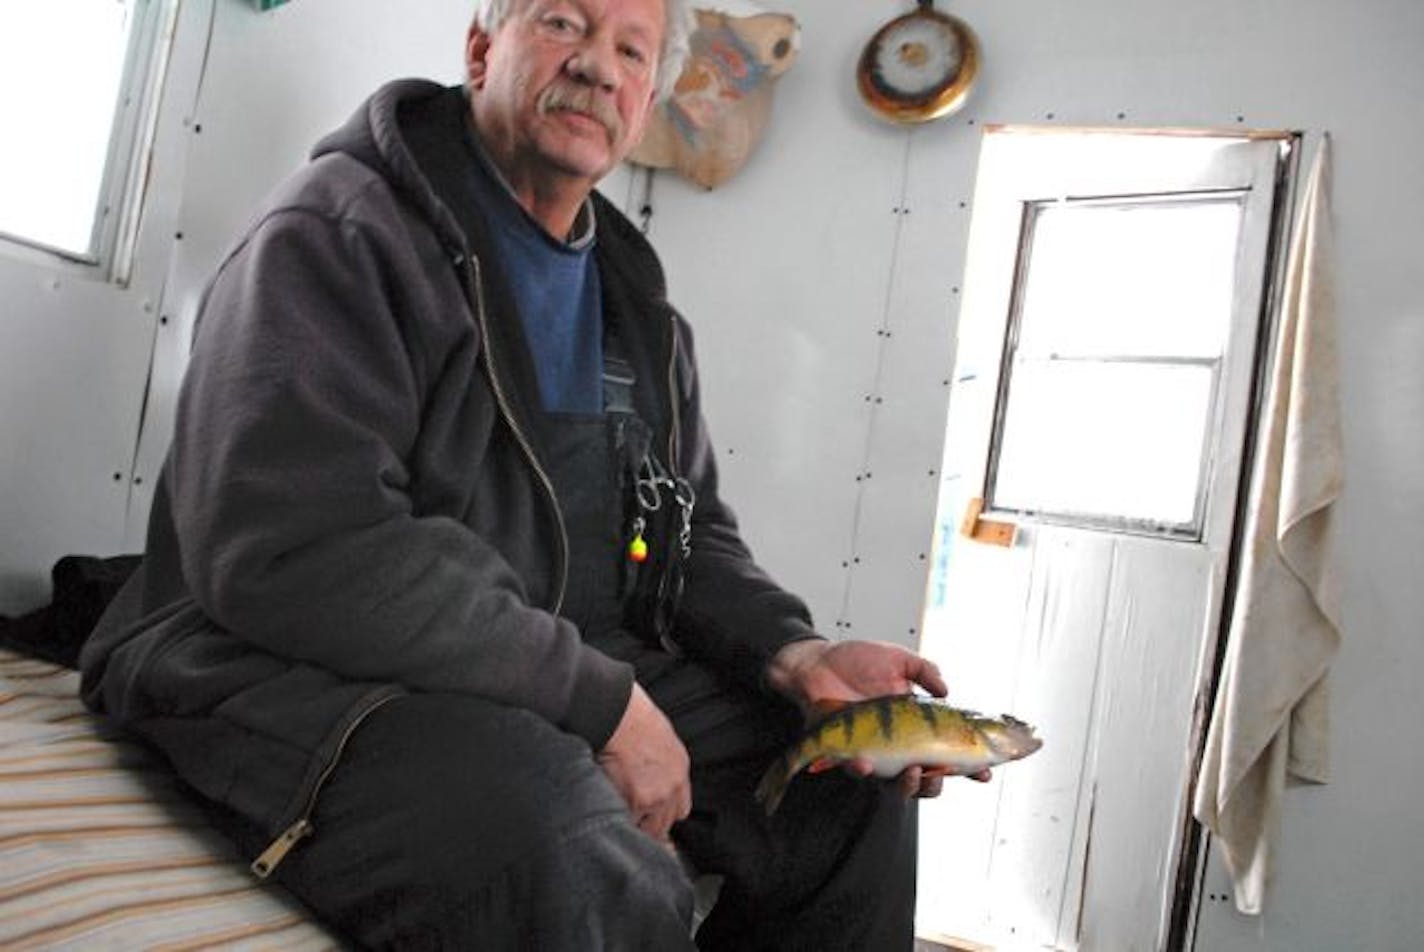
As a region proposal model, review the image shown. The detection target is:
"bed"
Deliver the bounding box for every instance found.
[0,646,343,950]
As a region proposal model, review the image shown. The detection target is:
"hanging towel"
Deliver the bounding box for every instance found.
[1193,134,1343,915]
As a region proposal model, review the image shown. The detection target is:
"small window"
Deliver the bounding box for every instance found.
[986,194,1245,538]
[0,0,175,276]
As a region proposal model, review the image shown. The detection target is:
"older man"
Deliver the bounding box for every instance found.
[81,0,957,947]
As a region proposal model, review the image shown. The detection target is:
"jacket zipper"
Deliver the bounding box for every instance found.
[659,313,684,656]
[665,313,681,472]
[250,691,402,880]
[461,253,570,616]
[252,248,580,881]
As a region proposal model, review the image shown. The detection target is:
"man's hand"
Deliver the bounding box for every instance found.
[767,638,948,707]
[766,639,989,799]
[597,683,691,844]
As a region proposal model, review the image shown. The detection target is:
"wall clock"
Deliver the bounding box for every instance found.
[857,0,980,124]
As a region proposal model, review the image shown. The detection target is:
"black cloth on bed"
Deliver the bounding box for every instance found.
[0,555,140,668]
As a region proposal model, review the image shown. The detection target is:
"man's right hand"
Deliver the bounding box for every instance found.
[596,683,691,844]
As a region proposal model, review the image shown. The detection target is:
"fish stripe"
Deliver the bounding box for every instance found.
[837,709,856,745]
[917,699,940,733]
[874,697,896,741]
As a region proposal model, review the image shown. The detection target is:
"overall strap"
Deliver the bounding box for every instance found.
[601,320,637,415]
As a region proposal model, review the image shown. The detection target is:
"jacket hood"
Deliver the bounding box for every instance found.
[310,79,670,303]
[312,79,468,256]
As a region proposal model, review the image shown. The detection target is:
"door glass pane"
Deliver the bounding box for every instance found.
[988,195,1244,535]
[1016,199,1243,360]
[0,1,138,257]
[993,360,1215,527]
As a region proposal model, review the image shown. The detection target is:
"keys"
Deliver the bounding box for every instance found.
[632,455,696,561]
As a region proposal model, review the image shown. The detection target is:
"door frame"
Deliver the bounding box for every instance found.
[918,125,1302,950]
[1168,131,1301,952]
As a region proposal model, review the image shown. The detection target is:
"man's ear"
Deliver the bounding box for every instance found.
[465,23,492,89]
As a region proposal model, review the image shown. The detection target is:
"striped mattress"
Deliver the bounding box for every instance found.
[0,647,343,950]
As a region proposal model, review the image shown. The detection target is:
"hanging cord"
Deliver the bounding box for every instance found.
[638,166,657,235]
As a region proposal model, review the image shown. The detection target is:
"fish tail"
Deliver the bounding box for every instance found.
[754,751,799,816]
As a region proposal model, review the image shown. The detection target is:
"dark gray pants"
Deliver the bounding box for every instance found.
[210,646,918,950]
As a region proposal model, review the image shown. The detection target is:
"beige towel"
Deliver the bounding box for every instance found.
[1193,134,1343,915]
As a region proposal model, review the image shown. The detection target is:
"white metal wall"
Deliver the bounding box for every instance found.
[125,0,479,551]
[0,0,212,609]
[1,0,1421,948]
[606,13,984,645]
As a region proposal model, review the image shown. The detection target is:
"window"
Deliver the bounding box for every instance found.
[0,0,177,276]
[987,194,1245,537]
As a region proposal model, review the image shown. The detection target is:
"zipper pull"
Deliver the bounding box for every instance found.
[250,818,313,880]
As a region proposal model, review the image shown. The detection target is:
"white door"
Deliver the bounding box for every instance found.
[916,128,1295,951]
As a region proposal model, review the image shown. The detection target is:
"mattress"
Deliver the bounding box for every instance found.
[0,647,343,950]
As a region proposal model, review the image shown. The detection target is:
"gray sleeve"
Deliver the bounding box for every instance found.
[168,203,631,749]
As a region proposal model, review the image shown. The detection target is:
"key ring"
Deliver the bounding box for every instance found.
[672,477,695,558]
[636,474,663,511]
[672,477,696,511]
[628,454,697,563]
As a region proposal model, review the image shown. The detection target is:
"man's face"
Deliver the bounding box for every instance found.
[467,0,665,188]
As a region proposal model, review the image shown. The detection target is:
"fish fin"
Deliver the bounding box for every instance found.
[754,754,798,816]
[808,698,853,720]
[806,757,838,775]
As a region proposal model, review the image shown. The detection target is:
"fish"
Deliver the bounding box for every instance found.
[754,694,1044,814]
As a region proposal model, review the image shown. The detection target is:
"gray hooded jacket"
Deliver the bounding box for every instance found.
[80,80,818,848]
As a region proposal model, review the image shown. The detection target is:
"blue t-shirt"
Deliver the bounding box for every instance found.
[465,142,603,415]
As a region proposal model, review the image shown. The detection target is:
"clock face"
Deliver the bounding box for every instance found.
[858,8,980,123]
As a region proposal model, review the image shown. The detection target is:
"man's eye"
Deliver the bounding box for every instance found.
[545,14,581,34]
[619,44,647,63]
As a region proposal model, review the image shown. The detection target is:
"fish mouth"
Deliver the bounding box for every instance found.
[992,715,1043,759]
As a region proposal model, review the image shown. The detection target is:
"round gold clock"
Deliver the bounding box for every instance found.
[857,1,980,124]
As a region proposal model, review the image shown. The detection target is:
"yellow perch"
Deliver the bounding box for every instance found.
[755,694,1043,814]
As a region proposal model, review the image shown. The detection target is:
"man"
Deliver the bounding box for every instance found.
[81,0,963,947]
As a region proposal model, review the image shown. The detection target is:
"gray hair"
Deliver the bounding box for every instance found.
[470,0,695,102]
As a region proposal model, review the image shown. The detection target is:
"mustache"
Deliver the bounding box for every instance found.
[539,81,623,141]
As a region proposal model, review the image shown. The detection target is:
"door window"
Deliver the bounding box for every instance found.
[988,195,1245,538]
